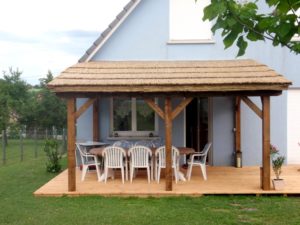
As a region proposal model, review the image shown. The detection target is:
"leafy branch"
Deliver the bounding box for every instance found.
[199,0,300,56]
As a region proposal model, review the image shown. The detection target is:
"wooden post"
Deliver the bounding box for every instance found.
[93,98,99,141]
[235,97,242,167]
[261,96,271,190]
[165,97,172,191]
[67,98,76,192]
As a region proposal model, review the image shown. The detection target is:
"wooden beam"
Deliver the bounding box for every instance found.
[235,97,241,153]
[93,98,99,141]
[241,96,262,119]
[144,98,165,120]
[261,96,271,190]
[164,97,173,191]
[57,90,283,99]
[75,98,96,119]
[171,97,193,120]
[67,98,76,192]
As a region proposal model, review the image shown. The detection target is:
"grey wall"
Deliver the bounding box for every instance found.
[76,98,93,141]
[212,97,235,166]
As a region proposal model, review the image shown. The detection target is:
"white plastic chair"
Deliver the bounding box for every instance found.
[186,143,212,181]
[75,143,101,181]
[102,146,128,184]
[128,146,152,183]
[155,146,180,183]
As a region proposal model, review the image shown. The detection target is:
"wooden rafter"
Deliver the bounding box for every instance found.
[75,98,96,119]
[171,97,193,120]
[144,98,165,120]
[241,96,262,119]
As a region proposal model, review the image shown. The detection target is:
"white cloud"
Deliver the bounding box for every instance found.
[0,0,128,84]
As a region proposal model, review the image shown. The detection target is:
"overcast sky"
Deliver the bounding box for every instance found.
[0,0,128,84]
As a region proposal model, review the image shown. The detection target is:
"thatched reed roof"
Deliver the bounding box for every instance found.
[48,60,291,94]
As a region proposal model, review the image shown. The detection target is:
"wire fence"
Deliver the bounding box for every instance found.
[0,127,67,166]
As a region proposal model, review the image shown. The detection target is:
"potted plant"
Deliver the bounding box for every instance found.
[272,155,285,190]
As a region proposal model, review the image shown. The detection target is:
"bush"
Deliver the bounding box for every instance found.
[43,139,62,173]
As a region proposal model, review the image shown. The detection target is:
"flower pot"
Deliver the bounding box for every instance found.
[272,179,285,190]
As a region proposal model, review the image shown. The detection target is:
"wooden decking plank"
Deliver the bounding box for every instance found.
[34,166,300,197]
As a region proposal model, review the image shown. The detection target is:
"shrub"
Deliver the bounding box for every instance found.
[43,139,62,173]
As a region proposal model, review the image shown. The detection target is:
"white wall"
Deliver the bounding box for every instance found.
[287,89,300,164]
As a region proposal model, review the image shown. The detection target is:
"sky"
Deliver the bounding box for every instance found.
[0,0,128,84]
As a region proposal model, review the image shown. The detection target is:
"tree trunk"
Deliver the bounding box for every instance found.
[4,129,8,146]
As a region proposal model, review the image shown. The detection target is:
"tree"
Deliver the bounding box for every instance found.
[39,70,54,88]
[21,71,66,130]
[0,68,29,144]
[200,0,300,56]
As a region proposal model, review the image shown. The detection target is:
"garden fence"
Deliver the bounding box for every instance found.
[0,127,67,165]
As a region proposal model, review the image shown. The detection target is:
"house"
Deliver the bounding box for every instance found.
[47,0,298,193]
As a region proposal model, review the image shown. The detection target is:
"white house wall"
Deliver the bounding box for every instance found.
[75,0,299,166]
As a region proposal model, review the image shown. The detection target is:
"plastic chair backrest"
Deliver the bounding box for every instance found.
[76,143,88,164]
[102,146,126,167]
[155,146,179,167]
[128,145,152,167]
[200,143,212,163]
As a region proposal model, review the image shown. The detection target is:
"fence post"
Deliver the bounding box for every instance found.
[45,128,48,139]
[34,128,38,158]
[62,128,66,154]
[20,129,24,162]
[2,130,6,165]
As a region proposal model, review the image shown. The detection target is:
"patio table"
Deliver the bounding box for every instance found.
[89,146,195,182]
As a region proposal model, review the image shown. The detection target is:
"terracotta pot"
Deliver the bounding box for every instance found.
[272,179,285,190]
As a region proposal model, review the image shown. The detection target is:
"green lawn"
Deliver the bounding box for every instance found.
[0,140,300,225]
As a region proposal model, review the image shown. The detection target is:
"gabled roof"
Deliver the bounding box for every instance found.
[48,59,291,94]
[78,0,141,63]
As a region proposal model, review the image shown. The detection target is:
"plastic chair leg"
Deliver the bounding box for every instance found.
[200,164,207,180]
[81,165,88,181]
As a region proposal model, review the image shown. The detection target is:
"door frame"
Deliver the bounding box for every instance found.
[184,97,213,165]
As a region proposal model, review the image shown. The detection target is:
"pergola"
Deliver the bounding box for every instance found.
[48,59,291,192]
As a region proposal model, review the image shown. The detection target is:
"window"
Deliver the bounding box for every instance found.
[169,0,212,42]
[111,98,158,137]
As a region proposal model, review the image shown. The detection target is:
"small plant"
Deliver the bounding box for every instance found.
[272,155,285,180]
[43,139,62,173]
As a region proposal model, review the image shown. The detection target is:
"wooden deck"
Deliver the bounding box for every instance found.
[34,166,300,197]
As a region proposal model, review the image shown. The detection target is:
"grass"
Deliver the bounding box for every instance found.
[0,140,300,225]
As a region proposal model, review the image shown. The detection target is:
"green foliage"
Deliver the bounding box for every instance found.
[200,0,300,56]
[0,69,67,131]
[43,139,62,173]
[0,68,29,133]
[272,155,285,179]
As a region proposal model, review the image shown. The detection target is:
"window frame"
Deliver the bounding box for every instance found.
[110,97,159,137]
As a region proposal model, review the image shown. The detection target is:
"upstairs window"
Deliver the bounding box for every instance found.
[169,0,212,42]
[111,98,158,137]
